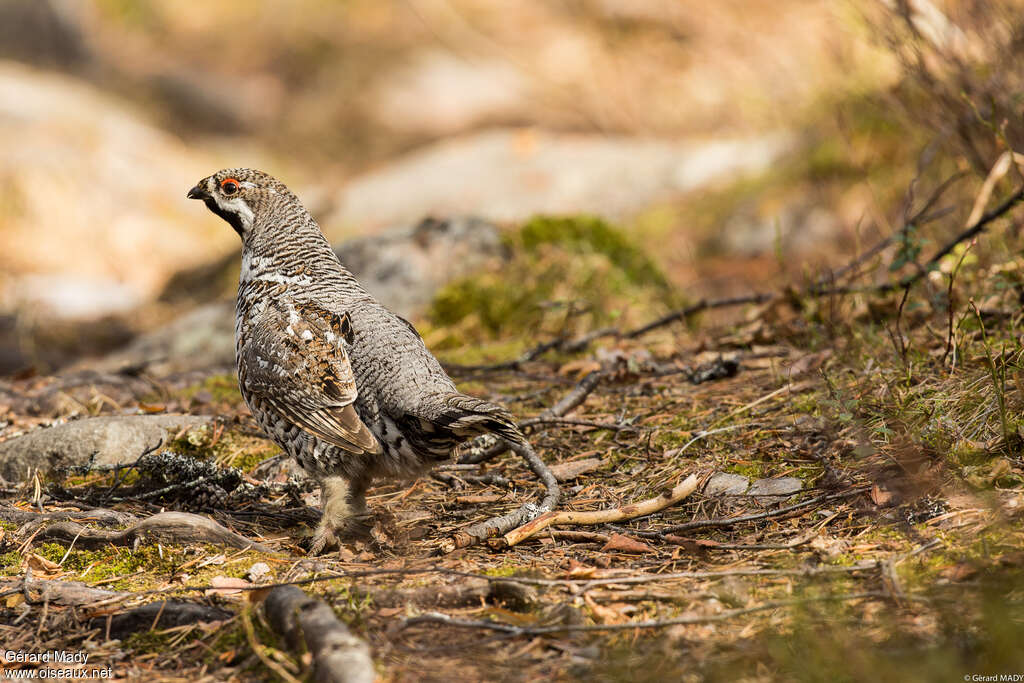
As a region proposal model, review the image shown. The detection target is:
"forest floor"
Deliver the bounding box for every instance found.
[2,215,1024,681]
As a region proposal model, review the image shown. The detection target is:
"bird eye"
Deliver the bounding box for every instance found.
[220,178,240,195]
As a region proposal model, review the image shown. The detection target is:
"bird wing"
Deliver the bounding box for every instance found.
[239,299,380,455]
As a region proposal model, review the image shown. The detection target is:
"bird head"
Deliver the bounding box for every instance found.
[187,168,296,238]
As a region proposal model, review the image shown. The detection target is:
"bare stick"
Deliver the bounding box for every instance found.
[502,473,699,547]
[444,439,561,552]
[264,585,375,683]
[624,294,775,339]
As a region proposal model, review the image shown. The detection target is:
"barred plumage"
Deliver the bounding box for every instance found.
[187,168,523,552]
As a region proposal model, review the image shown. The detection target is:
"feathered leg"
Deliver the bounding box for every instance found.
[308,474,373,555]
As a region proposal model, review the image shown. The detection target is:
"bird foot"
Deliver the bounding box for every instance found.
[305,513,374,556]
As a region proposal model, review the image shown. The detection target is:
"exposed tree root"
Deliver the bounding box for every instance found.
[264,585,375,683]
[30,511,273,552]
[0,505,139,528]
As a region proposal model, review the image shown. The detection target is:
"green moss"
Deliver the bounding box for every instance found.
[36,543,172,588]
[0,551,21,574]
[228,441,280,472]
[482,565,519,578]
[723,461,766,479]
[180,372,243,406]
[513,215,669,289]
[428,215,676,343]
[166,424,224,460]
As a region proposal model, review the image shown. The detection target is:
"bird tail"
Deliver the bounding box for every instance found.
[433,393,525,445]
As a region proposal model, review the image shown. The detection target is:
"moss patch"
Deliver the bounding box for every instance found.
[427,215,677,345]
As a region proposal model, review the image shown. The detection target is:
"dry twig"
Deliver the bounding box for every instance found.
[444,439,561,552]
[502,473,699,547]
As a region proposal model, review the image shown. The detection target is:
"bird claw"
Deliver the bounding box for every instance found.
[306,527,339,556]
[305,513,374,556]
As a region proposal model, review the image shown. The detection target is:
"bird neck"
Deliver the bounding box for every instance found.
[240,216,345,286]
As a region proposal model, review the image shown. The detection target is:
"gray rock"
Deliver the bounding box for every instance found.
[336,215,503,317]
[0,414,212,482]
[704,472,750,496]
[94,303,236,377]
[747,476,803,498]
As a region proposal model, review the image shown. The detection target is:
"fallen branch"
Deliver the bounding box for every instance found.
[443,440,561,552]
[1,575,126,607]
[263,585,375,683]
[30,511,273,552]
[501,473,699,547]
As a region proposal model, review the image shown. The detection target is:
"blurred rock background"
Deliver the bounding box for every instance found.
[0,0,1015,376]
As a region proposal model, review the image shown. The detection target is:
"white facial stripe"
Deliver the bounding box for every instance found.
[214,195,255,231]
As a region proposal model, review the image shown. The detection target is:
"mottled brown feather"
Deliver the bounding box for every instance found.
[238,297,380,456]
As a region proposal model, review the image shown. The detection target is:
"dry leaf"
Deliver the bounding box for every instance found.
[549,458,603,482]
[584,594,626,625]
[26,553,62,577]
[204,576,253,598]
[869,485,895,506]
[940,563,978,582]
[564,560,596,579]
[558,359,602,378]
[601,533,654,554]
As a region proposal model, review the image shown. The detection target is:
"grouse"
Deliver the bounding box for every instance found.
[187,168,525,553]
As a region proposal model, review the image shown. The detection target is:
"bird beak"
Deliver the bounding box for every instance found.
[187,184,210,200]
